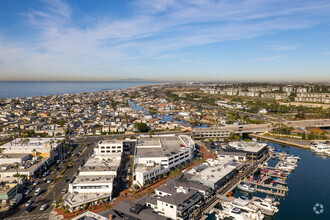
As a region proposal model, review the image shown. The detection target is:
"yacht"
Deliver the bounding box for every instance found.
[310,142,330,153]
[228,199,265,220]
[216,207,250,220]
[237,183,255,193]
[252,198,279,216]
[277,162,295,172]
[313,145,330,153]
[286,155,300,161]
[325,149,330,157]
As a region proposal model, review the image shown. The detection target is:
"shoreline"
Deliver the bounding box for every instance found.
[249,133,310,149]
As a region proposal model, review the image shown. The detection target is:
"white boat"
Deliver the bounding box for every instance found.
[228,199,264,220]
[277,162,295,172]
[286,155,300,161]
[313,145,330,153]
[325,149,330,157]
[216,206,250,220]
[310,142,330,153]
[237,183,255,193]
[252,199,279,216]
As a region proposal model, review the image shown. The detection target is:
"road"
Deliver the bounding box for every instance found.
[0,142,95,220]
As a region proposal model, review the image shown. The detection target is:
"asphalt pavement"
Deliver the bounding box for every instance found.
[0,142,95,220]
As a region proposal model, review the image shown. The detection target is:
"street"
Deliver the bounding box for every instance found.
[0,141,95,220]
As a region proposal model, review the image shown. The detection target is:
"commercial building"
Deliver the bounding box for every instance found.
[192,127,231,141]
[0,138,63,160]
[133,135,195,187]
[0,183,18,204]
[65,140,123,211]
[0,138,61,181]
[113,178,210,220]
[227,141,268,160]
[185,158,241,190]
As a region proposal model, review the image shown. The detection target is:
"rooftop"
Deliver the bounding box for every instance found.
[135,135,192,158]
[73,175,114,184]
[227,141,268,153]
[65,192,111,208]
[0,138,63,153]
[186,158,237,183]
[80,155,120,173]
[0,183,17,194]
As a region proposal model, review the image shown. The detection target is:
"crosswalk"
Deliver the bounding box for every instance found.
[5,213,49,220]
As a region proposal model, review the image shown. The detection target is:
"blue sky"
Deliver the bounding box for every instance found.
[0,0,330,81]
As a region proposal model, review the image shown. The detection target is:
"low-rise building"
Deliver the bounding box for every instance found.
[65,140,123,211]
[192,127,231,141]
[227,141,268,160]
[133,135,195,187]
[0,183,18,204]
[185,158,240,190]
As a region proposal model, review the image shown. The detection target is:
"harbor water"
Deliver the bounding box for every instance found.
[207,142,330,220]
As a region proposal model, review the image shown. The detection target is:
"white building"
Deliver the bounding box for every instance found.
[133,135,195,187]
[65,140,123,211]
[0,138,62,181]
[185,158,240,190]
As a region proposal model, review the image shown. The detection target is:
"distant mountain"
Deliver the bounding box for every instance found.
[119,78,158,82]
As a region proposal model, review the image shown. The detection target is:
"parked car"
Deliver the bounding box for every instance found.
[25,200,33,207]
[25,204,33,213]
[40,204,48,211]
[33,180,40,186]
[47,179,53,183]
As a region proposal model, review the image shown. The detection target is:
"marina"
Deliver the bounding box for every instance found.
[203,141,330,220]
[202,143,303,220]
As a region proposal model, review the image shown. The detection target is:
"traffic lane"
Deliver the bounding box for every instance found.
[2,142,94,218]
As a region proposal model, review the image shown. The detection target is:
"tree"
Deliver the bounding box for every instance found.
[135,123,149,132]
[148,130,155,135]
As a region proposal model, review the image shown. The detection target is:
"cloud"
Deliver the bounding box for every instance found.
[269,45,299,51]
[0,0,330,79]
[322,51,330,55]
[252,55,285,62]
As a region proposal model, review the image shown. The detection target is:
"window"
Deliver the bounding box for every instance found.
[101,150,105,153]
[170,205,173,208]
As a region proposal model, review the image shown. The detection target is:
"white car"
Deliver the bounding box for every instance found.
[47,179,53,183]
[33,180,40,186]
[25,200,33,207]
[40,204,48,211]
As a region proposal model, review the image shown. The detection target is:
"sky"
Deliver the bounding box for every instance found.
[0,0,330,82]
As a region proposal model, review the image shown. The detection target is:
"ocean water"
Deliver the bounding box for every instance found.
[0,81,158,99]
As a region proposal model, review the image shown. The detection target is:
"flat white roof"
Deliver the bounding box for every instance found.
[0,138,63,153]
[81,155,121,172]
[187,158,237,183]
[136,135,193,158]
